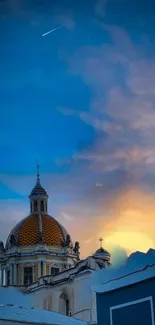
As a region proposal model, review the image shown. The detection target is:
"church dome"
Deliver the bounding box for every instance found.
[5,166,71,250]
[30,183,47,196]
[93,238,111,261]
[93,247,111,258]
[5,214,69,249]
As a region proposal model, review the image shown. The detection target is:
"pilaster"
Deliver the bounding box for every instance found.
[3,268,6,286]
[43,261,46,276]
[21,265,24,285]
[13,264,17,286]
[32,264,35,282]
[0,267,3,286]
[10,264,13,286]
[38,261,41,278]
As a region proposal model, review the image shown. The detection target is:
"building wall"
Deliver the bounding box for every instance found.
[32,271,97,323]
[96,277,155,325]
[0,253,75,287]
[73,275,97,323]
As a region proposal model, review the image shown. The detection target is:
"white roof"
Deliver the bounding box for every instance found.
[0,305,87,325]
[93,248,155,294]
[0,287,34,308]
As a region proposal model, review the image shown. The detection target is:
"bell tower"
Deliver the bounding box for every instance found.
[29,164,48,215]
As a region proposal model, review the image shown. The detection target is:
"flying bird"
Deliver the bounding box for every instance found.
[42,25,64,37]
[96,183,103,187]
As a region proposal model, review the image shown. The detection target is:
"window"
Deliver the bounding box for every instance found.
[50,267,59,275]
[34,201,37,211]
[41,201,44,212]
[7,270,10,286]
[24,267,33,286]
[41,261,43,277]
[59,293,70,316]
[30,202,32,212]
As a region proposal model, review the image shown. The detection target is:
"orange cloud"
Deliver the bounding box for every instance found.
[68,186,155,259]
[99,187,155,255]
[1,186,155,261]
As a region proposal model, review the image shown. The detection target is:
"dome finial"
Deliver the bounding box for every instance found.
[37,163,40,183]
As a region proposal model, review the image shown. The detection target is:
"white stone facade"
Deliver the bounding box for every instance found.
[32,271,97,323]
[26,256,110,324]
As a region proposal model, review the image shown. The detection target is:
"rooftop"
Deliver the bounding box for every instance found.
[92,248,155,293]
[0,305,87,325]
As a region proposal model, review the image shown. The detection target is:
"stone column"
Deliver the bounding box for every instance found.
[43,261,46,276]
[13,264,17,286]
[0,267,3,286]
[32,201,34,213]
[21,265,24,286]
[9,264,13,286]
[44,200,47,213]
[3,269,6,286]
[38,261,41,279]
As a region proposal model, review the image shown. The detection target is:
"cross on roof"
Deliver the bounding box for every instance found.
[99,237,103,248]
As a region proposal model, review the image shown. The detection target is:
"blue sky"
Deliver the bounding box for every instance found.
[0,0,155,257]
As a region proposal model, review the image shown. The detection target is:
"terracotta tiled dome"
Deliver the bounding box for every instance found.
[5,214,69,249]
[5,167,72,250]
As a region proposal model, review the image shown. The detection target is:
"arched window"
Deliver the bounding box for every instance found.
[41,201,44,212]
[59,292,70,316]
[34,201,37,211]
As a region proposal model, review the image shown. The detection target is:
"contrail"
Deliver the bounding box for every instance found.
[42,25,64,37]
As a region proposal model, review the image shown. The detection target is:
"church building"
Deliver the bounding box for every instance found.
[0,167,111,323]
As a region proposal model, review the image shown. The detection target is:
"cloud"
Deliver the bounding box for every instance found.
[60,186,155,257]
[1,16,155,259]
[0,0,22,11]
[61,212,74,221]
[95,0,114,17]
[101,187,155,253]
[109,245,128,267]
[54,23,155,256]
[0,0,76,31]
[0,199,28,243]
[127,60,155,96]
[61,23,155,180]
[0,175,155,259]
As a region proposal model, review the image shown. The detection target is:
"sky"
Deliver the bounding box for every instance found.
[0,0,155,258]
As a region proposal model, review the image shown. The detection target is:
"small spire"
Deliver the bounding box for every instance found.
[99,237,103,248]
[37,164,40,182]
